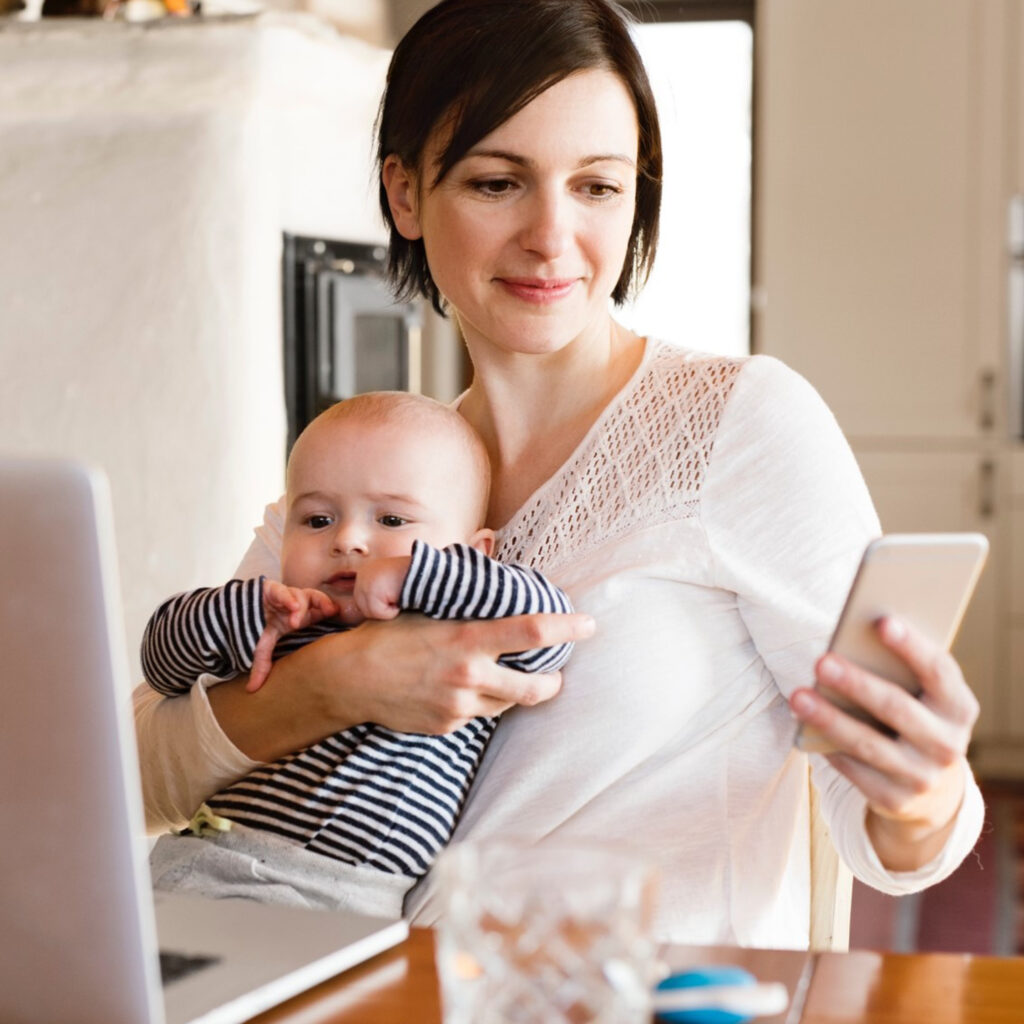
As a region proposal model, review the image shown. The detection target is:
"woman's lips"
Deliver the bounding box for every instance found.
[497,277,578,304]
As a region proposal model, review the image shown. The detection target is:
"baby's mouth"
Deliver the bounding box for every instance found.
[325,571,356,593]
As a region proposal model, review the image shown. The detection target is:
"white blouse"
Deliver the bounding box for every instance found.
[133,341,984,948]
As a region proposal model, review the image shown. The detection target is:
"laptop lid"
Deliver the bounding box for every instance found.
[0,456,163,1024]
[0,458,408,1024]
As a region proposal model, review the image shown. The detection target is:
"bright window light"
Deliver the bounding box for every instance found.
[621,21,753,357]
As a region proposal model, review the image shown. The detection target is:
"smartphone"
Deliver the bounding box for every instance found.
[794,532,989,753]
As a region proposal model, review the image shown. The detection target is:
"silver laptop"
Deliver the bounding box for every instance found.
[0,457,408,1024]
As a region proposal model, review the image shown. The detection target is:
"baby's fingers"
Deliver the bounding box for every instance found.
[264,581,300,614]
[247,630,279,692]
[310,591,340,620]
[363,596,400,620]
[245,662,269,693]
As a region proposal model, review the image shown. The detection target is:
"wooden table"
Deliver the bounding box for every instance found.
[250,927,1024,1024]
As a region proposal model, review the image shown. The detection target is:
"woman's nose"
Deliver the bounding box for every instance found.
[330,520,369,555]
[519,188,572,259]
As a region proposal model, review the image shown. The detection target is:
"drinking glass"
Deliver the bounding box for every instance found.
[435,837,659,1024]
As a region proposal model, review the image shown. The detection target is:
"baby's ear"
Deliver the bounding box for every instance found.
[468,528,495,557]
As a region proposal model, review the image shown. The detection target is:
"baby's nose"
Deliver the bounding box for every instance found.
[331,520,369,554]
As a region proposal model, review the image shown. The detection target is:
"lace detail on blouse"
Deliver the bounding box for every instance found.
[496,342,746,573]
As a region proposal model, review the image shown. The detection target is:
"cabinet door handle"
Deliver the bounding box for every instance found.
[978,459,996,519]
[978,369,997,431]
[1009,195,1024,439]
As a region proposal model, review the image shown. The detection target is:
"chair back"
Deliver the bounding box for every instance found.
[808,775,853,952]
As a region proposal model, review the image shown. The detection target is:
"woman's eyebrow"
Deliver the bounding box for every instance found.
[465,147,636,170]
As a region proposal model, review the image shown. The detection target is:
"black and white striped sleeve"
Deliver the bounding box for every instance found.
[399,540,574,673]
[140,578,266,696]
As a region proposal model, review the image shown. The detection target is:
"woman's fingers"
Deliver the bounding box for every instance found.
[875,616,980,729]
[440,612,594,714]
[791,613,979,841]
[809,652,965,768]
[456,612,596,662]
[794,681,967,833]
[796,615,978,765]
[468,668,564,719]
[795,682,934,790]
[334,612,593,736]
[481,663,564,710]
[827,751,918,813]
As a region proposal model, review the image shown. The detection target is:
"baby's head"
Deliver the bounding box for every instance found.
[281,391,493,600]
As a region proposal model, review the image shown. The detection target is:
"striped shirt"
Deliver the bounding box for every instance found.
[141,540,572,878]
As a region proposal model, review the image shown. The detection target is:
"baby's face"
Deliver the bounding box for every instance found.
[281,415,485,608]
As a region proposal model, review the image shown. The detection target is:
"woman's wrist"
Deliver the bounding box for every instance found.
[207,632,365,761]
[865,810,957,872]
[864,761,966,872]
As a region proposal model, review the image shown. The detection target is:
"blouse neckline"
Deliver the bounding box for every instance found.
[492,336,657,541]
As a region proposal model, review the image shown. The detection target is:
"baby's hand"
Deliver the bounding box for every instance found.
[352,556,412,622]
[247,581,338,693]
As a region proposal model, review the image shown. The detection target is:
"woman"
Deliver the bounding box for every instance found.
[135,0,983,947]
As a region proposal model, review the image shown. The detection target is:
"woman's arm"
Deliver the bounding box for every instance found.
[133,680,259,833]
[702,356,983,888]
[135,608,592,828]
[206,612,589,761]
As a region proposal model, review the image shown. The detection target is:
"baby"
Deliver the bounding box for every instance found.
[143,391,573,919]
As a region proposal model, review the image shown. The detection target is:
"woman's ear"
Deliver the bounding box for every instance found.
[382,155,423,241]
[468,528,495,558]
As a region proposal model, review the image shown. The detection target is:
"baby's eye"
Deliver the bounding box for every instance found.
[306,514,333,530]
[378,514,409,528]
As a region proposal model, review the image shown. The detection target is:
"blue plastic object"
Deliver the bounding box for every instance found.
[654,964,758,1024]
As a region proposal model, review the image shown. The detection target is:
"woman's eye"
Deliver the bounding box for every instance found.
[378,515,409,528]
[471,178,516,197]
[583,182,622,199]
[307,515,333,530]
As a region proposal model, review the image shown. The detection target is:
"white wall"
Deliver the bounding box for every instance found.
[0,15,390,680]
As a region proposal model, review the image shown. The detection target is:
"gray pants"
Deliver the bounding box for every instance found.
[149,819,416,921]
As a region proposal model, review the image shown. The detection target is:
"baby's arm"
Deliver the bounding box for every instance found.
[400,540,575,672]
[247,581,338,692]
[141,579,267,696]
[142,579,339,697]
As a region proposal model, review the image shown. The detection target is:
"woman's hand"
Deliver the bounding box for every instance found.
[208,611,595,763]
[789,616,979,871]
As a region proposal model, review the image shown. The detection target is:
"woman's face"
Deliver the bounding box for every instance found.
[387,69,639,361]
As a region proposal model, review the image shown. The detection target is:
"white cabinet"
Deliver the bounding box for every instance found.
[1009,454,1024,739]
[754,0,1005,441]
[755,0,1024,771]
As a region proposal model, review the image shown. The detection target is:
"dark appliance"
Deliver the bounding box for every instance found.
[282,233,422,449]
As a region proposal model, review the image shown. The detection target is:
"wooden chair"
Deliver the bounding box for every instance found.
[808,775,853,952]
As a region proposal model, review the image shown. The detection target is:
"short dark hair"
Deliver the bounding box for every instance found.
[376,0,662,315]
